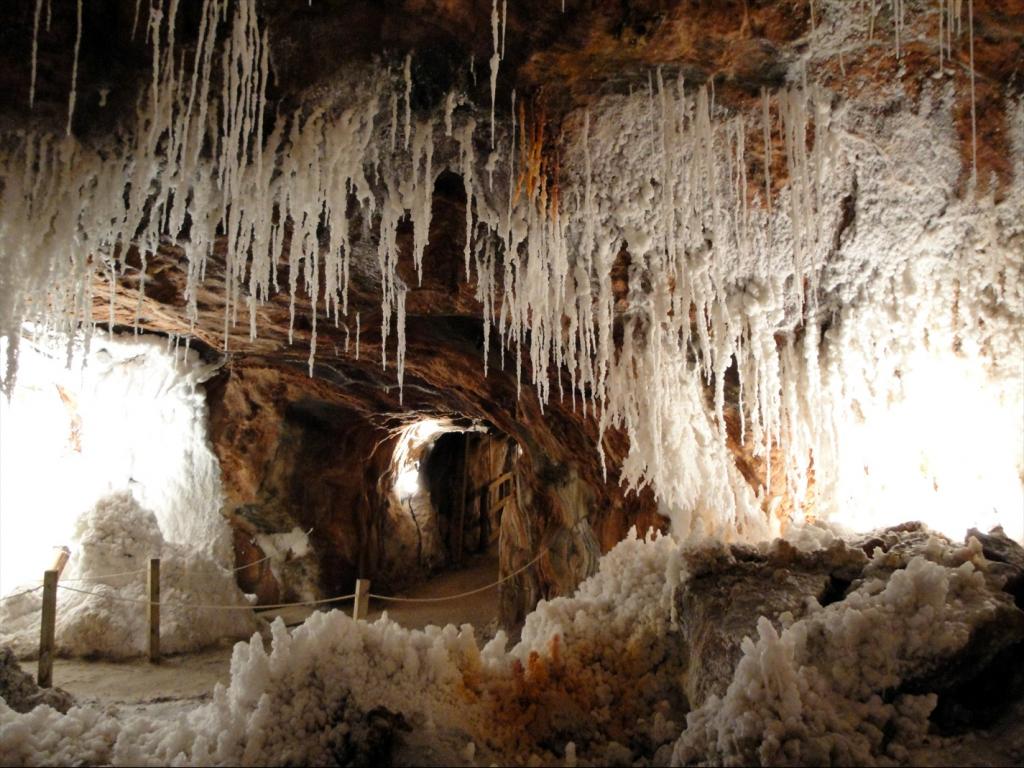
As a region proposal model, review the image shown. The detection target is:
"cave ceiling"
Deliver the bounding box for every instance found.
[0,0,1021,562]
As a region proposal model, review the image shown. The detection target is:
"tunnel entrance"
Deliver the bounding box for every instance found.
[384,420,519,610]
[420,429,516,567]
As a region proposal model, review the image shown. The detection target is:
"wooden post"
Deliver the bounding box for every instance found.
[37,570,57,688]
[147,558,160,663]
[454,434,470,564]
[353,578,370,621]
[50,546,70,577]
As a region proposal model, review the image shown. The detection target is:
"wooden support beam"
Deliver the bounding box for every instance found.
[37,570,58,688]
[353,578,370,621]
[454,435,470,564]
[147,558,160,664]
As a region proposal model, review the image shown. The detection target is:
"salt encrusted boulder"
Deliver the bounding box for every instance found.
[676,538,868,710]
[0,646,73,714]
[672,529,1024,767]
[967,526,1024,605]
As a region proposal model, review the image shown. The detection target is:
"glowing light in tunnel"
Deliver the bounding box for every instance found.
[391,419,452,499]
[395,464,421,498]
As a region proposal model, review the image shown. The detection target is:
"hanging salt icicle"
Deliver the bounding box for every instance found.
[501,0,507,59]
[29,0,43,109]
[410,119,434,285]
[403,53,413,152]
[444,90,457,137]
[968,0,977,188]
[489,0,500,149]
[396,285,407,402]
[389,90,399,152]
[132,0,143,39]
[66,0,84,135]
[458,119,477,280]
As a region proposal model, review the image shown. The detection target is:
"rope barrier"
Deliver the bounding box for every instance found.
[0,585,43,603]
[55,583,357,612]
[40,549,546,612]
[22,553,272,587]
[231,554,271,572]
[59,567,148,582]
[368,548,546,604]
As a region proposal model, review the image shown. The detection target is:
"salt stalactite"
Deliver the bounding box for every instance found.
[29,0,43,108]
[458,118,478,280]
[444,90,457,137]
[389,90,399,152]
[489,0,501,149]
[501,0,507,59]
[968,0,977,187]
[410,119,435,285]
[132,0,143,38]
[403,53,413,152]
[66,0,83,135]
[3,0,1003,539]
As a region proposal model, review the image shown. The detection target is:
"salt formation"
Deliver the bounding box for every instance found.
[0,492,259,659]
[672,530,1024,766]
[0,332,230,593]
[2,0,1019,543]
[2,526,1022,766]
[254,527,320,604]
[0,647,73,715]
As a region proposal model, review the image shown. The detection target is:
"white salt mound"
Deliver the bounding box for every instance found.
[0,492,259,659]
[0,528,1020,766]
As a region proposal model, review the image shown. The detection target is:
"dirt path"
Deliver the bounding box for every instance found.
[45,551,500,705]
[259,549,500,632]
[51,644,234,704]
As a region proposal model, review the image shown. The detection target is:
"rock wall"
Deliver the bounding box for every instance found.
[204,352,661,625]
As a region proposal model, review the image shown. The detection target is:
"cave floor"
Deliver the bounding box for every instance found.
[47,551,501,707]
[261,549,501,635]
[51,644,234,705]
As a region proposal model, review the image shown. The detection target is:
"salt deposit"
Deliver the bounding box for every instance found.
[1,527,1020,766]
[0,492,259,660]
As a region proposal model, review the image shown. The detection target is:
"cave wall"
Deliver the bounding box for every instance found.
[204,351,662,624]
[206,363,396,601]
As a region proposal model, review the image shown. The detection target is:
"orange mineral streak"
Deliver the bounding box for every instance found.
[512,97,562,223]
[462,631,684,753]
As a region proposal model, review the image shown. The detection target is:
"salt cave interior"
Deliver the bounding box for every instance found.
[0,0,1022,766]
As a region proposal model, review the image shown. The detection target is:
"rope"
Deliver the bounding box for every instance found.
[24,554,271,586]
[60,567,148,582]
[0,586,43,603]
[368,548,545,604]
[55,583,356,611]
[231,554,271,572]
[42,549,546,612]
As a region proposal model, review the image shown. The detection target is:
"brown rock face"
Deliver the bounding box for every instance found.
[675,540,861,709]
[189,269,663,624]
